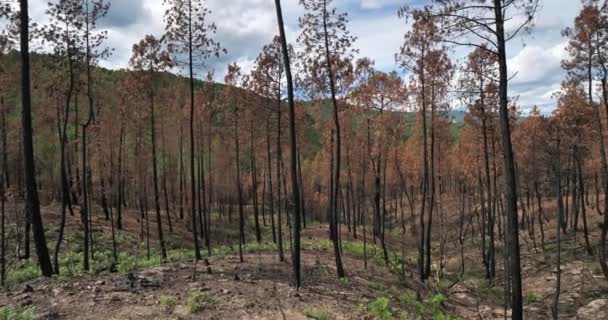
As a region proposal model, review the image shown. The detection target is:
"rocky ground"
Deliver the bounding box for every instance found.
[1,249,410,320]
[0,203,607,319]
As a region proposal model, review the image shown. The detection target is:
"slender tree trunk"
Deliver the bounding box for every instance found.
[598,75,608,280]
[276,98,285,262]
[493,2,523,317]
[424,103,436,279]
[1,135,5,286]
[116,125,124,230]
[552,126,563,320]
[482,117,495,281]
[276,0,302,282]
[150,92,167,261]
[322,0,345,278]
[576,153,593,255]
[298,147,306,229]
[161,120,173,233]
[206,119,212,254]
[80,126,90,271]
[188,0,201,260]
[1,97,8,189]
[234,104,245,263]
[250,120,261,242]
[179,120,184,220]
[534,180,546,251]
[53,94,70,274]
[266,119,276,243]
[20,0,53,276]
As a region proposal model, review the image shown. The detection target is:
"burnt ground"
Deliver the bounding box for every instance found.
[0,199,607,319]
[1,249,409,320]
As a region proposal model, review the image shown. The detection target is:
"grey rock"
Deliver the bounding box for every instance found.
[577,299,608,320]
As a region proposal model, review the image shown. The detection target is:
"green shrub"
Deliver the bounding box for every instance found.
[187,290,214,314]
[399,292,456,320]
[159,295,178,307]
[526,293,539,305]
[302,306,332,320]
[6,261,39,287]
[368,297,393,320]
[429,294,457,320]
[399,291,424,316]
[430,293,446,311]
[477,282,504,304]
[0,306,36,320]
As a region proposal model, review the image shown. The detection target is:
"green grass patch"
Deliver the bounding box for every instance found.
[399,291,425,316]
[0,305,36,320]
[526,293,539,305]
[476,282,504,304]
[6,260,40,287]
[398,291,457,320]
[302,306,333,320]
[368,296,394,320]
[187,290,214,314]
[159,295,178,308]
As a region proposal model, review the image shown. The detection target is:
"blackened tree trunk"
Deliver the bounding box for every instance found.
[234,104,245,263]
[250,120,261,243]
[187,0,202,261]
[493,1,523,317]
[149,93,167,261]
[1,143,5,286]
[276,98,285,262]
[206,121,213,254]
[266,119,276,243]
[424,102,435,279]
[482,114,495,281]
[53,90,71,274]
[576,153,592,255]
[418,50,429,282]
[161,120,173,233]
[274,0,302,286]
[298,147,306,229]
[80,126,90,271]
[322,0,345,278]
[179,121,184,220]
[552,125,563,320]
[1,97,8,189]
[597,66,608,280]
[20,0,53,276]
[116,125,124,230]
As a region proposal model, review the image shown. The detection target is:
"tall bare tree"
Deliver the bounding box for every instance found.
[400,1,540,316]
[297,0,357,278]
[562,0,608,279]
[129,35,175,262]
[20,0,53,277]
[273,0,302,288]
[164,0,224,260]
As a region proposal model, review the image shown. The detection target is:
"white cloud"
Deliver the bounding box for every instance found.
[7,0,584,111]
[360,0,384,9]
[350,12,404,71]
[508,42,566,85]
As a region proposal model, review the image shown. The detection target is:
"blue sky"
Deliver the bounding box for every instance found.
[23,0,583,113]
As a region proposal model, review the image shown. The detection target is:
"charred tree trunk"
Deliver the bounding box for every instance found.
[276,98,285,262]
[322,0,345,278]
[266,119,276,243]
[493,2,523,316]
[234,104,245,263]
[149,92,167,261]
[187,0,202,261]
[250,120,261,243]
